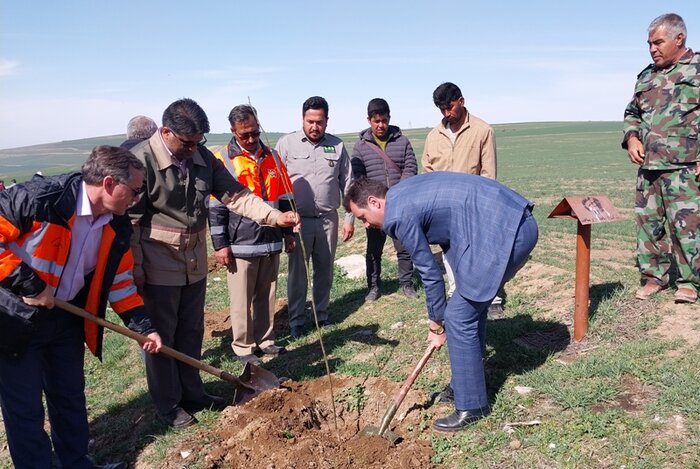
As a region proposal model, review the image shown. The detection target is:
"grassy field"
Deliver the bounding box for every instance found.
[2,122,700,468]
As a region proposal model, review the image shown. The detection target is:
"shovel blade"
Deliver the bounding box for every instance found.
[233,363,281,404]
[359,425,400,444]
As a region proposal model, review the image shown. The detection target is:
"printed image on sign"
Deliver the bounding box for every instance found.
[548,195,622,225]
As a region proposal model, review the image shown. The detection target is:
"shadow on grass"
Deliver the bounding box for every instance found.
[485,314,571,404]
[87,391,172,466]
[588,281,624,322]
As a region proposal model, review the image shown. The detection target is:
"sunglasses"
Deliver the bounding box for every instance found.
[120,182,145,198]
[167,129,207,148]
[236,130,261,141]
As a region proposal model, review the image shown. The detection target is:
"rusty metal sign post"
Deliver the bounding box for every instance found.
[548,196,623,341]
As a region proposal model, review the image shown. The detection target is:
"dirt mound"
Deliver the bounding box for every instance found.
[159,376,436,468]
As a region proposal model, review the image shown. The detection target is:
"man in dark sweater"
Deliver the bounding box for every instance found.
[350,98,418,301]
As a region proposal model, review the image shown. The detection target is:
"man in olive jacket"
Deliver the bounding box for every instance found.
[129,98,297,428]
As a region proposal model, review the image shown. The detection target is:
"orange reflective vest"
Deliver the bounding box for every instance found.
[0,173,148,358]
[209,141,293,256]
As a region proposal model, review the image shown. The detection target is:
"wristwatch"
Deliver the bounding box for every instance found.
[429,324,445,335]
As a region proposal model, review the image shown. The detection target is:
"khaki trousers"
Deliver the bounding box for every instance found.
[227,255,279,356]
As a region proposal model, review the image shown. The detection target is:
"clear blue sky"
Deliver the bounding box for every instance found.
[0,1,698,149]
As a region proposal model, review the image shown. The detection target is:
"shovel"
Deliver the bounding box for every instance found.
[54,299,280,404]
[360,343,437,443]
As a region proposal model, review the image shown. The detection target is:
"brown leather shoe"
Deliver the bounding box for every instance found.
[635,283,665,300]
[674,287,698,304]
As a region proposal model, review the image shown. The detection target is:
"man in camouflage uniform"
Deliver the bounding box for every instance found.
[623,13,700,303]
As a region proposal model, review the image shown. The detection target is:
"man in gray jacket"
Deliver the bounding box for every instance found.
[351,98,418,301]
[276,96,354,338]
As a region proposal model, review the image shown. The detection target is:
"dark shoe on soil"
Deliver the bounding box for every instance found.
[236,354,262,366]
[487,304,505,319]
[159,407,197,428]
[290,326,306,338]
[318,319,331,327]
[181,394,228,413]
[400,284,418,299]
[432,384,454,404]
[675,287,698,303]
[260,345,287,356]
[432,407,490,432]
[635,283,666,300]
[365,287,380,302]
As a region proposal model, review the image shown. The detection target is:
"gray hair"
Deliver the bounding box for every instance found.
[649,13,687,44]
[82,145,144,186]
[228,104,258,126]
[126,115,158,140]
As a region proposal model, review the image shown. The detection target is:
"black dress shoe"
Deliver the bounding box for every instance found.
[290,325,305,338]
[181,394,228,413]
[260,344,287,356]
[432,408,490,432]
[158,407,197,428]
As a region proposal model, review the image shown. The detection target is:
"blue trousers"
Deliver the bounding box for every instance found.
[445,210,538,411]
[0,308,93,469]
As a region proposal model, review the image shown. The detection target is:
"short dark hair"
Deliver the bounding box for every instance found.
[432,82,463,108]
[343,177,389,211]
[82,145,144,186]
[302,96,329,119]
[228,104,258,126]
[162,98,210,134]
[367,98,390,118]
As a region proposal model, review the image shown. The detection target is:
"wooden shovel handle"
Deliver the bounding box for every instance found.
[54,299,254,390]
[392,343,437,407]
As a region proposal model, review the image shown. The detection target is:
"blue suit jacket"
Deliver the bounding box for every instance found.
[383,172,533,321]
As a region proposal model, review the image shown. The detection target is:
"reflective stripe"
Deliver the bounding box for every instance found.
[112,270,133,285]
[210,225,226,235]
[229,241,282,256]
[8,240,65,285]
[109,283,138,303]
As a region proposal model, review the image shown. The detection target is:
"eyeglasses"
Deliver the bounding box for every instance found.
[120,182,145,198]
[167,129,207,148]
[236,130,261,141]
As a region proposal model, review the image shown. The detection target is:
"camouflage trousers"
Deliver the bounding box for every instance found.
[635,167,700,290]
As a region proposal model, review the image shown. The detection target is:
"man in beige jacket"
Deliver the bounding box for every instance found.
[422,82,500,310]
[129,98,297,428]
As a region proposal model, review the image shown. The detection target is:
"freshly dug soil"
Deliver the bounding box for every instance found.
[158,376,436,468]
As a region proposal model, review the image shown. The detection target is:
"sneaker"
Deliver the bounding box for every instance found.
[400,284,418,299]
[675,287,698,303]
[260,345,287,356]
[158,407,196,428]
[365,287,380,302]
[635,283,666,300]
[236,354,261,366]
[487,304,505,319]
[181,394,228,413]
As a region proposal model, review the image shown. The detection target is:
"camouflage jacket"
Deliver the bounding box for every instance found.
[622,48,700,170]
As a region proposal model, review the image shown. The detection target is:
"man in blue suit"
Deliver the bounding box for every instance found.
[344,172,538,431]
